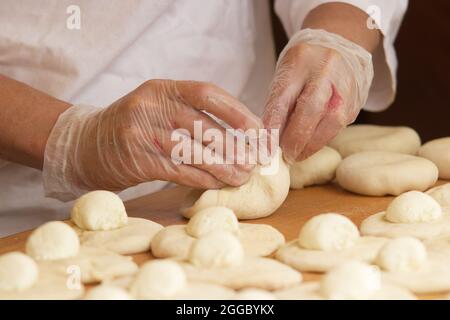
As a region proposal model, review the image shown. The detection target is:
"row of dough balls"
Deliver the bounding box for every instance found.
[291,125,449,196]
[0,191,149,299]
[276,184,450,296]
[3,186,450,299]
[0,191,301,299]
[0,188,415,300]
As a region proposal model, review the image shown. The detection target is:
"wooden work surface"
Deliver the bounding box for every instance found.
[0,181,448,299]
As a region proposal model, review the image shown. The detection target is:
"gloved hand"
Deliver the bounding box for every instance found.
[43,80,262,201]
[263,28,374,163]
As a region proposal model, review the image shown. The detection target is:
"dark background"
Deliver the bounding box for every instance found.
[270,0,450,142]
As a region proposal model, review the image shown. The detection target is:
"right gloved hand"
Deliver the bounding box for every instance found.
[43,80,262,201]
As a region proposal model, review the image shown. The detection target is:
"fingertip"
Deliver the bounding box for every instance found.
[227,169,252,187]
[201,180,226,190]
[280,144,297,165]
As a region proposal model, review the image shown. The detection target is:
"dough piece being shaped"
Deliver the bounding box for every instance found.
[336,151,438,196]
[290,146,341,189]
[378,239,450,293]
[385,191,442,223]
[186,206,239,237]
[360,208,450,240]
[151,223,284,259]
[0,252,38,291]
[189,232,244,268]
[0,267,84,300]
[329,124,421,158]
[275,282,415,300]
[84,285,132,300]
[418,137,450,179]
[182,149,290,219]
[427,183,450,208]
[234,288,276,300]
[276,214,386,272]
[298,213,359,251]
[26,221,80,261]
[75,217,163,255]
[130,260,186,299]
[71,190,127,231]
[376,237,427,272]
[39,246,138,284]
[181,257,302,291]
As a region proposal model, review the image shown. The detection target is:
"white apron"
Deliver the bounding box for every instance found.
[0,0,406,236]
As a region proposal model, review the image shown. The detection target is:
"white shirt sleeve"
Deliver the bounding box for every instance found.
[274,0,408,112]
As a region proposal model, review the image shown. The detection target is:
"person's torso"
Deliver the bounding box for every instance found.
[0,0,276,236]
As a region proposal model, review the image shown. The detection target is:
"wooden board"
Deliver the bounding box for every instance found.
[0,181,448,299]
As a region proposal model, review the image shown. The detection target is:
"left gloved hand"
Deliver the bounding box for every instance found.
[263,28,374,163]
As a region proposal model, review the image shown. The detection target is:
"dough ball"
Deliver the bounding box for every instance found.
[186,206,239,238]
[336,151,438,196]
[71,190,127,231]
[151,225,195,259]
[427,183,450,207]
[298,213,359,251]
[290,146,341,189]
[418,137,450,179]
[84,285,132,300]
[182,148,290,220]
[329,125,421,158]
[26,221,80,260]
[189,232,244,268]
[234,288,276,300]
[385,191,442,223]
[376,237,427,272]
[0,252,38,291]
[319,261,381,300]
[130,260,186,299]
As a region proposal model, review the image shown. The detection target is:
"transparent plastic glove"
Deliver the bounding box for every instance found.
[263,28,374,163]
[43,80,262,201]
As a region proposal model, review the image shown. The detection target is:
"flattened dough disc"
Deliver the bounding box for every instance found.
[0,268,84,300]
[151,223,285,259]
[336,151,438,196]
[329,124,421,158]
[275,282,415,300]
[418,137,450,179]
[360,209,450,240]
[39,246,138,284]
[180,257,302,291]
[75,217,163,255]
[380,249,450,294]
[275,237,387,272]
[102,275,235,300]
